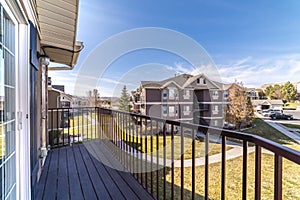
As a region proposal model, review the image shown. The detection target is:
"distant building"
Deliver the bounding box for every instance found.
[252,99,284,111]
[131,74,227,127]
[246,88,265,100]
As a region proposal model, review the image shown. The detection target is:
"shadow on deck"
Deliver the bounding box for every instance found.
[35,142,154,200]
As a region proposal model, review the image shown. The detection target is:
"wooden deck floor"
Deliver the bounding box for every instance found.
[35,142,154,200]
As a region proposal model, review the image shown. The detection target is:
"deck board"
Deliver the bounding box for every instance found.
[36,142,154,200]
[43,148,59,200]
[57,148,70,200]
[73,145,98,199]
[67,146,84,200]
[35,150,52,200]
[78,145,111,200]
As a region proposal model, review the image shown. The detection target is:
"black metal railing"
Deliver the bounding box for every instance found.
[48,107,300,199]
[48,107,98,147]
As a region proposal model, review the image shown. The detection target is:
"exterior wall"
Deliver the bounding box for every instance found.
[178,88,194,102]
[48,90,60,108]
[209,90,224,102]
[146,89,161,102]
[146,104,161,117]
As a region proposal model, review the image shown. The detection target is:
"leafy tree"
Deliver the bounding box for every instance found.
[119,85,130,111]
[264,85,273,99]
[226,82,254,130]
[264,84,283,99]
[272,84,283,99]
[282,81,297,102]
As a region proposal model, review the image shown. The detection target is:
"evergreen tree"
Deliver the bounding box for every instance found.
[282,81,297,102]
[119,85,130,111]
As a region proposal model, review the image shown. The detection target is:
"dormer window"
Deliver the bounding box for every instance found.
[197,78,206,85]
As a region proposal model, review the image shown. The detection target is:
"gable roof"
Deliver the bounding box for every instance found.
[140,73,223,90]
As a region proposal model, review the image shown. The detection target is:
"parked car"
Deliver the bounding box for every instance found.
[195,131,205,141]
[270,113,293,120]
[223,122,236,130]
[262,109,274,117]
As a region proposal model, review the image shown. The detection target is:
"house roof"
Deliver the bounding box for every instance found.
[36,0,83,68]
[251,99,283,106]
[140,73,222,90]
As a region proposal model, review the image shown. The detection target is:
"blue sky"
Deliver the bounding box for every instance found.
[49,0,300,96]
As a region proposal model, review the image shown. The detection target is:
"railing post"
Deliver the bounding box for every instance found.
[242,141,248,200]
[192,128,196,200]
[255,145,261,200]
[274,154,282,200]
[171,125,174,200]
[163,123,166,200]
[221,135,226,200]
[204,131,209,200]
[181,127,184,200]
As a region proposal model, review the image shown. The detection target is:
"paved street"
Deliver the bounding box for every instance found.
[259,110,300,125]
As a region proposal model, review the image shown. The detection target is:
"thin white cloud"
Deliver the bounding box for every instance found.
[216,54,300,87]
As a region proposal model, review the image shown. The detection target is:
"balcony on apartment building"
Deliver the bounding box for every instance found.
[36,107,300,199]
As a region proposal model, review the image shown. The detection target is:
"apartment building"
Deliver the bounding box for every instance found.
[131,74,226,127]
[0,0,82,199]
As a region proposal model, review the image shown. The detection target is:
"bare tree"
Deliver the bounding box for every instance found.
[87,89,100,106]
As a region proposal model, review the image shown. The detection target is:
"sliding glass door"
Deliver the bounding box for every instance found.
[0,5,16,199]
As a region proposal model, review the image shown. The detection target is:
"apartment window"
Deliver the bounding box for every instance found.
[162,105,167,116]
[169,106,175,117]
[212,91,219,100]
[197,78,206,85]
[169,89,176,100]
[184,89,190,99]
[162,89,167,99]
[183,105,190,115]
[224,91,228,99]
[0,6,17,199]
[214,120,218,126]
[213,105,219,114]
[184,105,190,112]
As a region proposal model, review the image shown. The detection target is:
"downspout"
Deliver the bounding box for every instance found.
[39,56,50,164]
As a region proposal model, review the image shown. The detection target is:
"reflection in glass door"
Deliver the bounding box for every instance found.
[0,5,16,199]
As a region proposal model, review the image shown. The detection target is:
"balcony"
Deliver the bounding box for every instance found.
[38,107,300,199]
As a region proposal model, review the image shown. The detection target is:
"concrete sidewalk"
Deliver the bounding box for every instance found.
[256,112,300,144]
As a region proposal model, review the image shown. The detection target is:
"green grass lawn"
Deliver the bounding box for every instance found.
[165,151,300,200]
[283,102,300,110]
[243,117,295,144]
[281,123,300,130]
[138,117,300,199]
[122,134,232,160]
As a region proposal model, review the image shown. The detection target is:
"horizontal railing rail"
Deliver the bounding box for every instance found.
[48,107,300,200]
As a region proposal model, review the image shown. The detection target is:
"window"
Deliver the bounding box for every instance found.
[184,89,190,99]
[162,105,167,116]
[0,6,17,199]
[169,88,177,100]
[212,91,219,100]
[224,91,228,99]
[212,105,219,114]
[184,105,190,111]
[183,105,190,115]
[162,89,167,99]
[169,106,175,117]
[214,120,218,126]
[197,78,206,85]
